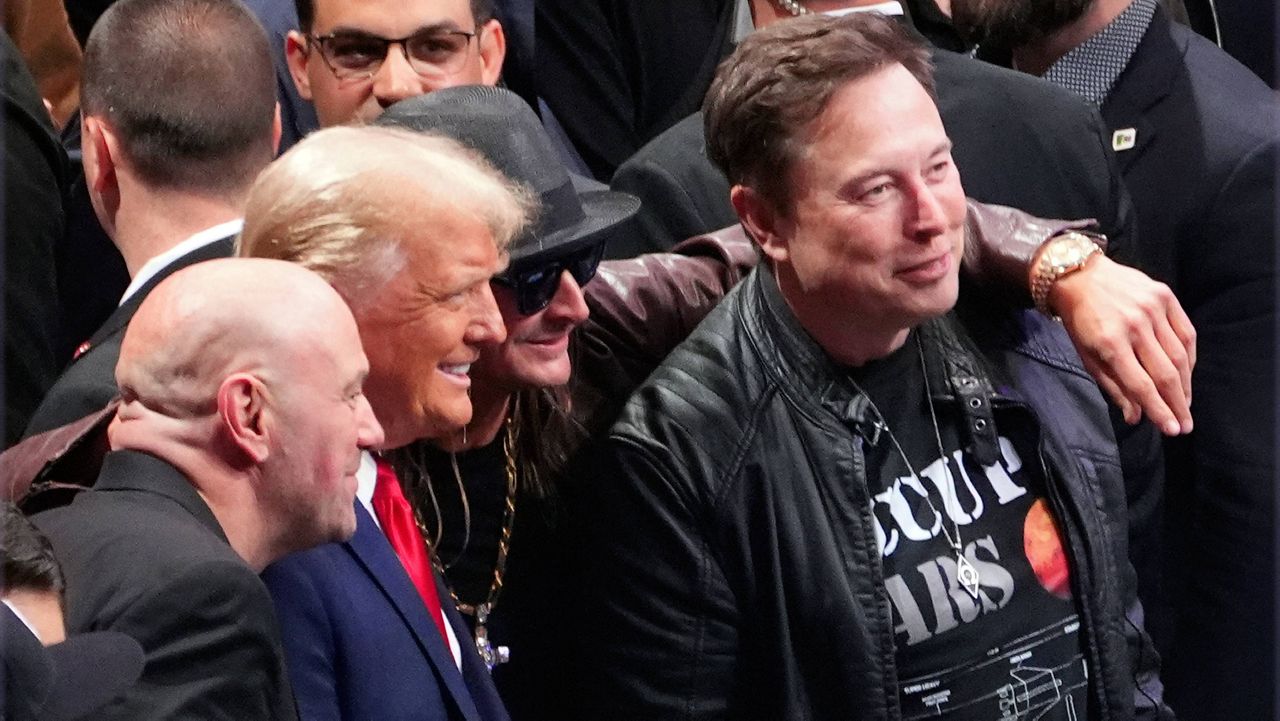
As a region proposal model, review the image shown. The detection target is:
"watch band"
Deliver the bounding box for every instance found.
[1031,231,1103,315]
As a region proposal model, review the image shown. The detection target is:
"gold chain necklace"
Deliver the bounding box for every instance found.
[420,413,519,671]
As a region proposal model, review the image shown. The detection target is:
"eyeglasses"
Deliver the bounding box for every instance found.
[493,242,606,316]
[306,29,477,81]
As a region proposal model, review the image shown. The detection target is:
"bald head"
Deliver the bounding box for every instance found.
[116,258,352,420]
[113,258,384,567]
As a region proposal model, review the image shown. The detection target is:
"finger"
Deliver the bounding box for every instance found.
[1097,370,1141,425]
[1131,323,1188,435]
[1094,332,1177,431]
[1080,354,1140,425]
[1164,293,1197,380]
[1149,310,1194,431]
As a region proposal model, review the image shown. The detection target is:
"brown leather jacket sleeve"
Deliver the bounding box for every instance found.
[961,199,1101,306]
[574,227,757,432]
[574,201,1098,430]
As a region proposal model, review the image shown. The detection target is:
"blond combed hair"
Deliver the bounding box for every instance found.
[238,125,535,308]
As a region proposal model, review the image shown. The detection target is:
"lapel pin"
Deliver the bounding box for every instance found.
[1112,128,1137,151]
[72,340,92,360]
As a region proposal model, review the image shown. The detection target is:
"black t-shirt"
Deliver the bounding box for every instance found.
[849,333,1092,720]
[414,442,510,606]
[411,441,571,721]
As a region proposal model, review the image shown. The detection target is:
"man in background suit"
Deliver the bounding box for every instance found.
[283,0,506,130]
[34,258,384,719]
[596,0,1137,270]
[243,125,529,721]
[949,1,1279,716]
[1,32,65,448]
[22,0,279,437]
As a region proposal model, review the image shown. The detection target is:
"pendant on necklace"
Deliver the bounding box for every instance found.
[955,553,982,601]
[473,604,511,672]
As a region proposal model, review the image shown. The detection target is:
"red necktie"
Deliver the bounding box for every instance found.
[371,457,451,643]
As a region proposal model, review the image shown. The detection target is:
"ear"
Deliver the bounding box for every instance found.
[81,115,122,230]
[285,31,315,101]
[477,18,507,86]
[81,115,113,192]
[731,184,791,264]
[271,102,283,155]
[217,374,272,463]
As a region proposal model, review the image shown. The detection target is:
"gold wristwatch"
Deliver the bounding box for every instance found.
[1030,231,1103,315]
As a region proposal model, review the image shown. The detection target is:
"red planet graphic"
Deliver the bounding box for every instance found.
[1024,498,1072,599]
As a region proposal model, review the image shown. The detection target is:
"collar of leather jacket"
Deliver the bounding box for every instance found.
[749,265,1005,465]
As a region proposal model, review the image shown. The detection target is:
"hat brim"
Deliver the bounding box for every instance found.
[509,189,641,266]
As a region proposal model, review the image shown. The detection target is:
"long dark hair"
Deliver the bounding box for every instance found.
[386,382,586,534]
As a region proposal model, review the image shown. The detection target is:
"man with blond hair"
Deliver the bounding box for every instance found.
[241,124,529,721]
[33,258,384,720]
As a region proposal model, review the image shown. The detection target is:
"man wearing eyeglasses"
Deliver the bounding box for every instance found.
[283,0,505,128]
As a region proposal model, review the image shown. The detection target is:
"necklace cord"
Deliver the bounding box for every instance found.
[846,334,967,558]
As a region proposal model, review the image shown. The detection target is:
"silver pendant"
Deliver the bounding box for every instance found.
[474,605,510,672]
[956,553,982,600]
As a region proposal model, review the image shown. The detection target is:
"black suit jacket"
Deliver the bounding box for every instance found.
[2,33,66,448]
[610,46,1138,265]
[23,235,236,437]
[33,450,298,720]
[536,0,737,180]
[1097,8,1278,718]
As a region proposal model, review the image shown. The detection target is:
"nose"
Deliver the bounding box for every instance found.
[908,179,948,241]
[466,281,508,345]
[372,42,426,109]
[355,392,385,449]
[545,271,591,326]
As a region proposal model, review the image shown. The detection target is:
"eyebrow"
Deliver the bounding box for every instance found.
[844,139,957,188]
[928,139,955,158]
[325,21,469,37]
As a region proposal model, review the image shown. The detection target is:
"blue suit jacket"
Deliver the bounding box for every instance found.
[263,503,510,721]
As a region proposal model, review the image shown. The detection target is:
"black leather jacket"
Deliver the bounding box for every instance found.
[575,266,1172,720]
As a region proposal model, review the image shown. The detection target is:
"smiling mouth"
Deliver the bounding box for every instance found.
[526,333,570,347]
[439,363,472,376]
[897,253,952,283]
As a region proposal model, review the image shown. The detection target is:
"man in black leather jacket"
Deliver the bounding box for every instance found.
[575,14,1173,720]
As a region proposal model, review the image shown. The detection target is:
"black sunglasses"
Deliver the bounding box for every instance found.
[493,242,605,315]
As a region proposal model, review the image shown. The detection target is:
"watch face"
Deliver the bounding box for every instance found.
[1049,236,1091,266]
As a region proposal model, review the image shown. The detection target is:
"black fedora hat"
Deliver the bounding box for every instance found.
[376,85,639,265]
[2,605,144,721]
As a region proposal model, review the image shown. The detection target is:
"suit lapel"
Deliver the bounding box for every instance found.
[1100,7,1183,174]
[345,504,484,721]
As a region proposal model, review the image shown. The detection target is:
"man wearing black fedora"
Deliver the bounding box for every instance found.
[372,85,640,721]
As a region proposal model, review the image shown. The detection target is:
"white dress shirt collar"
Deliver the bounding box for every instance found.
[119,218,244,305]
